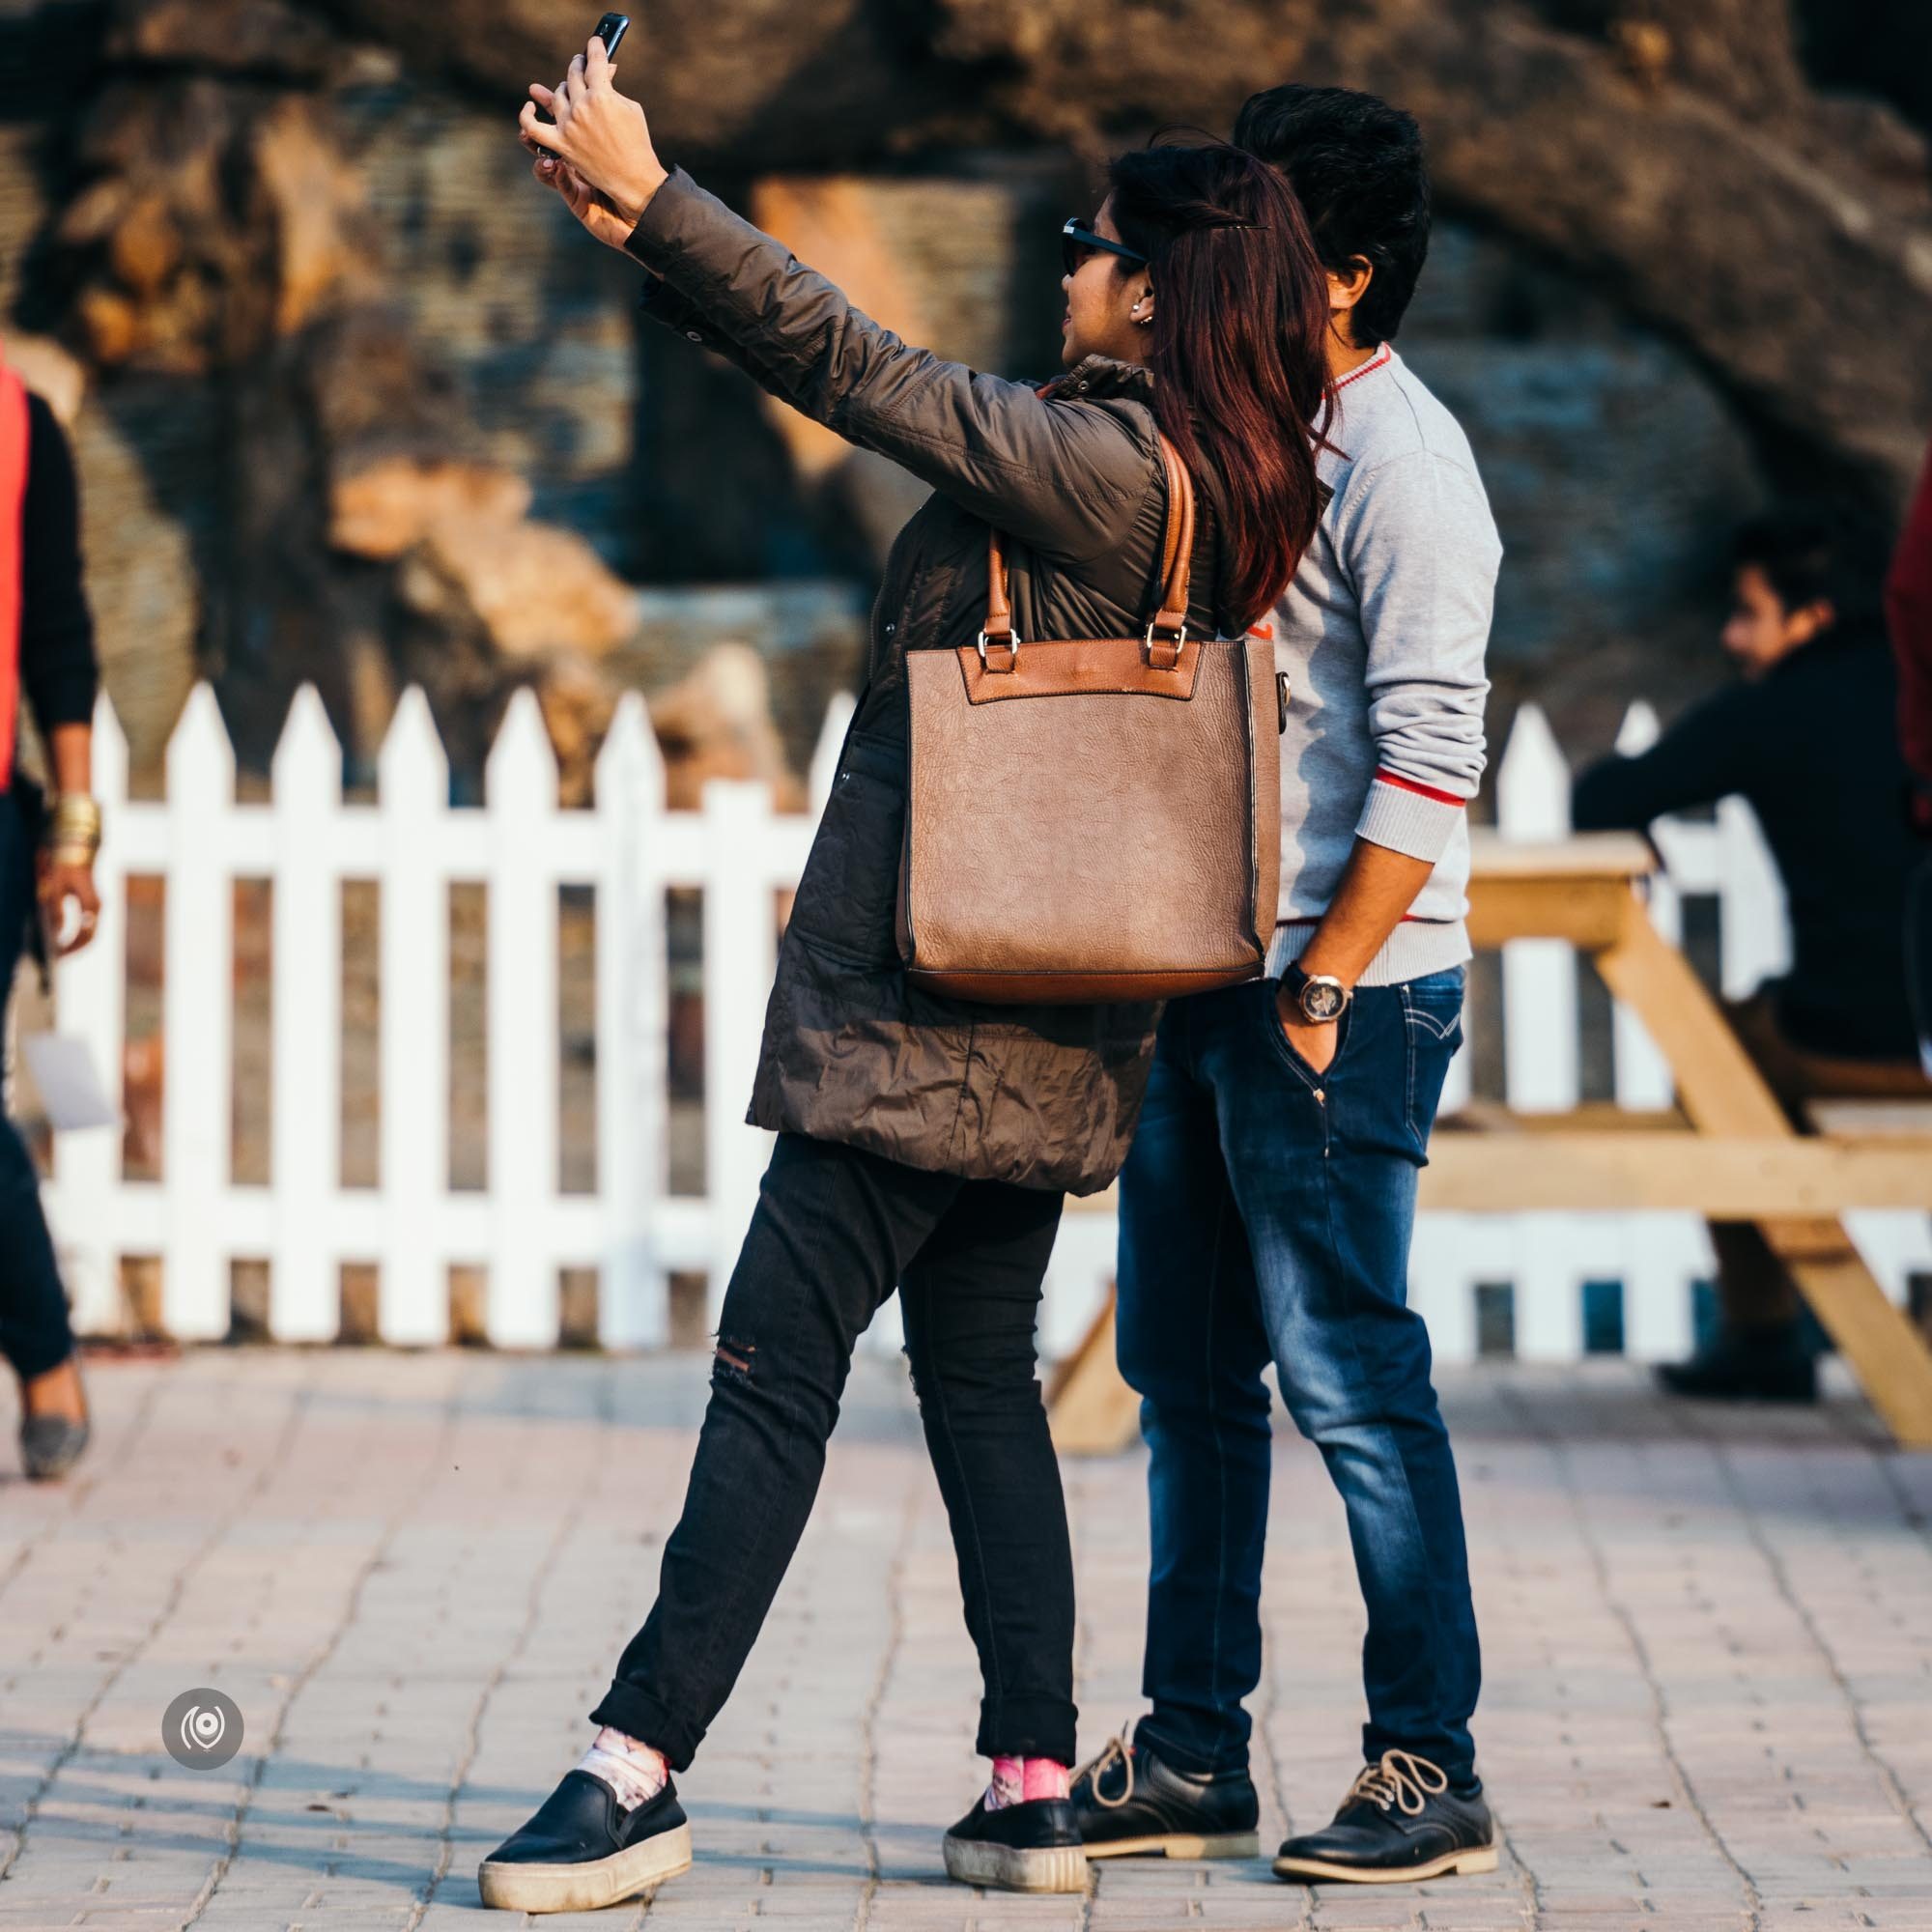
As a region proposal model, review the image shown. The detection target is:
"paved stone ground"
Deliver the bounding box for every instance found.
[4,1349,1932,1931]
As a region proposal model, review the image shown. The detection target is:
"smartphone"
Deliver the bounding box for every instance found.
[534,14,631,128]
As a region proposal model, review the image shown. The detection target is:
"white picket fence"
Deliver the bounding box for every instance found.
[29,684,1932,1363]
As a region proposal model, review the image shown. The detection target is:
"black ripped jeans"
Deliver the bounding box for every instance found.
[591,1132,1076,1767]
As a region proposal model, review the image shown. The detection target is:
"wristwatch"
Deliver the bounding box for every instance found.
[1281,961,1350,1025]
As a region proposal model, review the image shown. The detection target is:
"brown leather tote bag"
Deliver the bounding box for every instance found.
[899,437,1282,1004]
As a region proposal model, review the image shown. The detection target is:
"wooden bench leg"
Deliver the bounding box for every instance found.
[1763,1216,1932,1447]
[1045,1291,1143,1457]
[1595,909,1932,1445]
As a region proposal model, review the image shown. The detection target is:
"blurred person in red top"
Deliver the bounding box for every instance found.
[1889,440,1932,1065]
[0,349,101,1482]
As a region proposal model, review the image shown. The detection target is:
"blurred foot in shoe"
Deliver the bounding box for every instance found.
[1655,1325,1817,1403]
[18,1354,89,1481]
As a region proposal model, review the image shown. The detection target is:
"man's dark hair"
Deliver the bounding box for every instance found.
[1733,508,1848,619]
[1232,84,1431,348]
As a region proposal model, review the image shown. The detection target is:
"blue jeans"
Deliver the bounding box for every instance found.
[1117,972,1480,1784]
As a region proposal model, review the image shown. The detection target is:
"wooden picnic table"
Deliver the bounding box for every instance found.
[1048,830,1932,1452]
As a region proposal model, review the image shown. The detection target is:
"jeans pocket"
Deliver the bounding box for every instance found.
[1264,977,1350,1093]
[1401,970,1465,1151]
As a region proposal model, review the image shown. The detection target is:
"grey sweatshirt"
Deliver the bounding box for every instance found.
[1264,344,1498,986]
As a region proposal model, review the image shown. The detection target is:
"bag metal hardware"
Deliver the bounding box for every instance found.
[1144,618,1185,671]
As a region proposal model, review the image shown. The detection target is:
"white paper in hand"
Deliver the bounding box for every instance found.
[19,1034,120,1132]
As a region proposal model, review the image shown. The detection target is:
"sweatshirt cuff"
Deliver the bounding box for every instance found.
[1354,769,1466,864]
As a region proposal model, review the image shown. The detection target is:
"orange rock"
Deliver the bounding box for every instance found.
[414,516,639,663]
[77,287,143,366]
[535,652,618,809]
[330,457,533,559]
[107,195,182,296]
[253,97,374,332]
[650,643,805,812]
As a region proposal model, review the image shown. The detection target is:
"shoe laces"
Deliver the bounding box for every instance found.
[1072,1728,1135,1810]
[1347,1749,1449,1817]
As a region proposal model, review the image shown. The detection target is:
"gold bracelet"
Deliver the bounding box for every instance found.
[51,793,100,826]
[48,796,102,860]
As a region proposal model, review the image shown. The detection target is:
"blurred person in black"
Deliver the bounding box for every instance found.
[0,349,101,1480]
[1889,438,1932,1060]
[1574,507,1928,1403]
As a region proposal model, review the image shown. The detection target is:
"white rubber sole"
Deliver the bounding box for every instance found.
[478,1822,693,1913]
[1272,1843,1499,1885]
[1084,1831,1261,1861]
[943,1833,1090,1893]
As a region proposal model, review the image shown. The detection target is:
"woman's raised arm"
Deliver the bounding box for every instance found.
[521,42,1152,562]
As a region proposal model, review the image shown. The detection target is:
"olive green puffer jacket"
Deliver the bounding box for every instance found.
[626,170,1238,1194]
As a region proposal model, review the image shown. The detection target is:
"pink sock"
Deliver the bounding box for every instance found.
[986,1756,1069,1809]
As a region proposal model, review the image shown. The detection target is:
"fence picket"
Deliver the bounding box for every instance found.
[1717,796,1789,998]
[1511,1214,1586,1359]
[270,686,343,1339]
[1620,1217,1703,1360]
[484,688,561,1345]
[701,780,779,1322]
[159,684,237,1337]
[1495,703,1579,1111]
[1408,1217,1482,1365]
[377,688,451,1343]
[810,693,857,810]
[596,694,668,1347]
[1493,704,1593,1344]
[1609,702,1676,1109]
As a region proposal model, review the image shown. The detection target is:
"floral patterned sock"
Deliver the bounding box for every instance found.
[985,1755,1068,1810]
[576,1726,668,1811]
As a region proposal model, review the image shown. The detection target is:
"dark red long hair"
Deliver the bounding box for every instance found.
[1105,141,1335,631]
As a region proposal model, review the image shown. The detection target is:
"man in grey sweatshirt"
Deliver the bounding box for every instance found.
[1073,87,1500,1885]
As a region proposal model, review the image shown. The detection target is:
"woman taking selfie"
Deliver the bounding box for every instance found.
[481,35,1332,1914]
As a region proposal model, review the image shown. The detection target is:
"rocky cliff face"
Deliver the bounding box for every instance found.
[0,0,1873,796]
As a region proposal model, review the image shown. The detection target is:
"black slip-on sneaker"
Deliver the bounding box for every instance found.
[478,1771,692,1914]
[1071,1729,1260,1861]
[943,1794,1089,1893]
[1273,1752,1496,1885]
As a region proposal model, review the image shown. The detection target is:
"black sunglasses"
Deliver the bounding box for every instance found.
[1061,216,1149,279]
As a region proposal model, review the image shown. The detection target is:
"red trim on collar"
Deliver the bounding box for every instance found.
[1334,343,1393,392]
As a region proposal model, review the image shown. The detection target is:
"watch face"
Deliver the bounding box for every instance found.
[1301,978,1346,1022]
